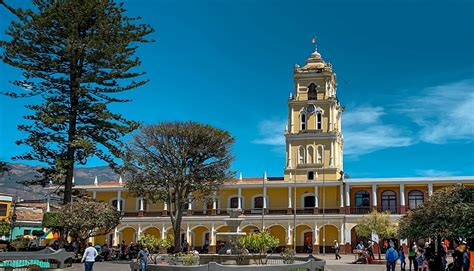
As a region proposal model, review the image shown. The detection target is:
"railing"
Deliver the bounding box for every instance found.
[349,207,371,214]
[377,206,398,214]
[0,248,73,270]
[130,254,325,271]
[122,208,349,217]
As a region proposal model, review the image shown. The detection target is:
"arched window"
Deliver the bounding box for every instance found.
[408,190,424,209]
[381,190,397,213]
[298,146,305,164]
[300,112,307,131]
[254,196,263,209]
[307,145,314,164]
[308,83,317,100]
[316,145,324,164]
[230,197,239,208]
[111,199,124,211]
[303,195,315,208]
[316,112,322,130]
[355,190,370,207]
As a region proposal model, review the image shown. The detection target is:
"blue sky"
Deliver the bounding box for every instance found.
[1,0,473,178]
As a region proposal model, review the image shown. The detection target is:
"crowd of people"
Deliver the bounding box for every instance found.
[350,239,471,271]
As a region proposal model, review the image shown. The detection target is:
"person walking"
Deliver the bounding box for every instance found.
[137,245,149,271]
[386,242,399,271]
[398,246,406,271]
[463,246,470,271]
[334,240,342,260]
[408,242,417,271]
[81,242,98,271]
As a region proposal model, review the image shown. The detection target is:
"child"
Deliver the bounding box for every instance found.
[416,250,424,271]
[398,246,406,271]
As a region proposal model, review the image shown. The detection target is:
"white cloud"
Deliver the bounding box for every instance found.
[415,169,459,177]
[343,106,414,157]
[252,119,286,146]
[399,79,474,144]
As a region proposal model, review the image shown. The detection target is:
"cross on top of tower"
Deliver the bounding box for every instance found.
[311,36,317,52]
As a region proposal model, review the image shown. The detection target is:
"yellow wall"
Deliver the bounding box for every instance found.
[121,227,136,244]
[296,225,311,246]
[192,226,208,247]
[319,225,338,246]
[217,188,237,209]
[144,227,160,238]
[267,188,288,209]
[268,225,286,246]
[94,234,107,245]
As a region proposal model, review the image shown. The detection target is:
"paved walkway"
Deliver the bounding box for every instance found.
[67,255,392,271]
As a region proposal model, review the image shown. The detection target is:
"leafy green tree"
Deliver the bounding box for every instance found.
[48,198,120,247]
[0,0,154,204]
[0,162,8,174]
[240,231,279,265]
[355,210,397,259]
[398,184,474,241]
[123,122,234,253]
[0,219,10,237]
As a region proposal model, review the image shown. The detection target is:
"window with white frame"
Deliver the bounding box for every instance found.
[408,190,424,209]
[316,112,322,130]
[300,112,306,131]
[316,145,324,164]
[298,146,305,164]
[307,145,314,164]
[230,197,239,208]
[111,199,124,211]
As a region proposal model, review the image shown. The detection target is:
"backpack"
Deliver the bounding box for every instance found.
[387,248,397,262]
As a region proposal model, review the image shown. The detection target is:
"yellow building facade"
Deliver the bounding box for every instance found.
[68,47,474,254]
[0,194,13,222]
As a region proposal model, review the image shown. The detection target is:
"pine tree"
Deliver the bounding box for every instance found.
[0,0,154,204]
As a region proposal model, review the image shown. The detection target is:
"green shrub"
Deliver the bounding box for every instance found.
[281,247,295,264]
[181,252,199,266]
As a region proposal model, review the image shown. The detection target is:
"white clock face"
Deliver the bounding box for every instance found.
[307,105,315,113]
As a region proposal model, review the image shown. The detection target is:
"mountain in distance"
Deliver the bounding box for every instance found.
[0,163,119,200]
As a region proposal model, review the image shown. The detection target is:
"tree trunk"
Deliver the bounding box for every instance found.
[173,220,182,253]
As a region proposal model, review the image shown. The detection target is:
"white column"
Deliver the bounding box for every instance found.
[314,186,319,208]
[46,195,51,212]
[400,184,405,206]
[263,187,267,209]
[137,225,142,240]
[339,184,344,208]
[113,227,119,246]
[188,193,192,211]
[163,202,168,211]
[237,187,242,209]
[288,186,292,208]
[330,140,334,167]
[313,224,319,245]
[161,224,166,240]
[290,107,292,133]
[345,183,350,207]
[211,224,216,246]
[286,223,292,245]
[339,223,345,244]
[428,183,433,197]
[117,191,121,211]
[328,101,332,130]
[92,191,96,199]
[288,143,292,168]
[212,198,217,210]
[372,184,377,208]
[139,197,145,211]
[344,224,352,244]
[186,225,191,244]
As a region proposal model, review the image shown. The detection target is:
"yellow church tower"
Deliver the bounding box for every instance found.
[284,42,344,182]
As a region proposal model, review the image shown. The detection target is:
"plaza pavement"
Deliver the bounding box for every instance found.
[67,255,394,271]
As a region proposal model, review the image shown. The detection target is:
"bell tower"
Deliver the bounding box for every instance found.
[284,43,344,182]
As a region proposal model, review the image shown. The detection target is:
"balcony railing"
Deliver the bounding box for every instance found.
[349,207,371,214]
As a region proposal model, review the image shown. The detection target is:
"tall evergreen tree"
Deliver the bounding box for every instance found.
[0,0,153,204]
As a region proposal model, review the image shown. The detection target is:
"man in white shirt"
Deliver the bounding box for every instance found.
[81,242,98,271]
